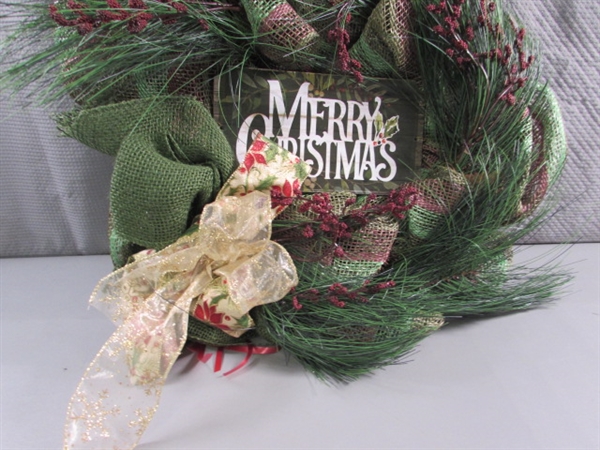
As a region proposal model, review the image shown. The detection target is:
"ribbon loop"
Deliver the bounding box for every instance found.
[200,191,273,262]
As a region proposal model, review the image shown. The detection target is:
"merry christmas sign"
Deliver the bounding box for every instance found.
[215,70,422,193]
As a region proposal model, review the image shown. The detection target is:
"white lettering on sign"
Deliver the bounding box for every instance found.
[235,80,400,183]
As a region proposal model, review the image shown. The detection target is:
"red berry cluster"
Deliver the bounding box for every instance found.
[327,14,364,83]
[378,185,420,220]
[290,279,397,310]
[270,180,303,211]
[297,192,353,257]
[290,185,417,259]
[499,27,534,105]
[426,0,475,66]
[49,0,98,35]
[426,0,535,106]
[49,0,195,35]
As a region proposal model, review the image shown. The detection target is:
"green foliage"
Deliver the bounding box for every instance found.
[411,0,540,168]
[1,0,256,104]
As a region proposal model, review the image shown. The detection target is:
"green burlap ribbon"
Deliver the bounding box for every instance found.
[58,96,236,267]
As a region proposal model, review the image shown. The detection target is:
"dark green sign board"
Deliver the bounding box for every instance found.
[215,70,422,193]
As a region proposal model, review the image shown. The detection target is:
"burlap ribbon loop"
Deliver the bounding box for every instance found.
[58,96,237,263]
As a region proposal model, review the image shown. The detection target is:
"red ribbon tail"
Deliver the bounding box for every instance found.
[226,344,280,355]
[189,344,213,364]
[223,345,253,376]
[214,347,224,373]
[222,344,279,376]
[187,343,279,375]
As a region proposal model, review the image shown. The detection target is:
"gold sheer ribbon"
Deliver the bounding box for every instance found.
[64,136,309,449]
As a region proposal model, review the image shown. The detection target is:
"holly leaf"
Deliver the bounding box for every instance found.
[242,72,257,88]
[375,112,384,138]
[255,75,269,89]
[384,115,400,139]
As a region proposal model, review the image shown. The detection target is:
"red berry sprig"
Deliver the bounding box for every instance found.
[425,0,535,105]
[288,185,417,260]
[290,279,398,309]
[327,13,364,83]
[48,0,236,34]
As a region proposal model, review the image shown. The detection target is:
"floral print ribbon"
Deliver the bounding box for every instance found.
[64,134,310,449]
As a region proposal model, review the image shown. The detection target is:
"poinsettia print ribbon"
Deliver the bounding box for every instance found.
[64,134,310,449]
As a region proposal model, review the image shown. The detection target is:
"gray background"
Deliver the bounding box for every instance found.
[1,0,599,258]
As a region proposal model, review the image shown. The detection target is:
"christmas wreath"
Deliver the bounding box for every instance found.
[1,0,568,448]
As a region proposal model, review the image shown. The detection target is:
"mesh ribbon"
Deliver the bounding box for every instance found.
[518,85,567,216]
[242,0,328,68]
[349,0,417,78]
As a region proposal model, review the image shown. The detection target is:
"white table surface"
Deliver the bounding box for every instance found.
[1,243,598,450]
